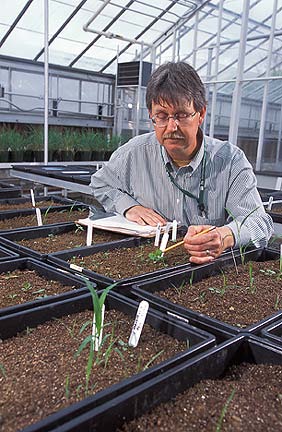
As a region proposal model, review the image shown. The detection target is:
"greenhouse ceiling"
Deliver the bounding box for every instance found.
[1,1,282,103]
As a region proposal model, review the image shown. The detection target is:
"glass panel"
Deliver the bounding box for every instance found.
[0,67,9,109]
[58,77,79,113]
[11,70,44,111]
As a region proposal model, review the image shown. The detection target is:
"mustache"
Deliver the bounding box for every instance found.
[163,133,184,140]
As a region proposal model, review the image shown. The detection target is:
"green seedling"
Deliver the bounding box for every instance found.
[25,326,34,335]
[148,249,164,263]
[8,293,18,299]
[136,349,164,373]
[274,294,280,310]
[75,280,116,396]
[65,374,70,400]
[42,205,52,224]
[143,349,164,370]
[260,269,277,276]
[0,363,7,378]
[172,280,186,297]
[189,271,194,287]
[75,223,84,234]
[216,387,236,432]
[225,207,259,265]
[21,282,32,291]
[248,262,255,293]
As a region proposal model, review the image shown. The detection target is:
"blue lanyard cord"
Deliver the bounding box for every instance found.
[160,145,207,214]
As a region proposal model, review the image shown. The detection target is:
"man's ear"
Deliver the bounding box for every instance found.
[199,106,206,125]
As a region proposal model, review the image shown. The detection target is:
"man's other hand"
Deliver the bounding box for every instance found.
[125,205,167,226]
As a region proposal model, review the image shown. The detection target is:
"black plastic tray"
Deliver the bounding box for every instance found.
[0,244,19,260]
[47,234,201,289]
[261,318,282,347]
[0,194,79,206]
[130,248,281,342]
[0,257,90,317]
[0,185,21,198]
[1,291,215,432]
[0,222,133,260]
[268,210,282,224]
[28,333,282,432]
[0,202,88,225]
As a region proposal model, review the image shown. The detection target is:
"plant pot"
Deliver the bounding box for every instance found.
[0,291,215,432]
[74,150,92,161]
[130,247,282,342]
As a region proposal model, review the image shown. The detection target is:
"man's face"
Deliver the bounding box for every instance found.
[150,100,206,159]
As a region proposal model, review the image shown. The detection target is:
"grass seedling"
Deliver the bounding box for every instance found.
[75,280,116,396]
[216,387,236,432]
[42,205,52,224]
[143,349,164,370]
[172,280,186,297]
[0,363,7,378]
[248,262,255,293]
[225,207,259,265]
[136,349,164,373]
[274,294,280,310]
[189,271,194,287]
[65,374,70,400]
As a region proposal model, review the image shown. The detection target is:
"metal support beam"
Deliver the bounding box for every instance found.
[228,1,250,145]
[44,0,49,165]
[255,0,278,171]
[0,0,34,48]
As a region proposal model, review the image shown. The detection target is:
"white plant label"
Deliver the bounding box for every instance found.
[172,219,177,241]
[92,304,105,351]
[160,232,169,254]
[70,263,83,272]
[154,223,161,247]
[86,223,93,246]
[30,189,36,207]
[35,207,43,226]
[128,300,149,348]
[267,196,273,211]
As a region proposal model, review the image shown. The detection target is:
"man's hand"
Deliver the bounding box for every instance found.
[125,205,167,226]
[183,225,235,264]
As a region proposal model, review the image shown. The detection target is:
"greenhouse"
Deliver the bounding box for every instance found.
[0,1,282,431]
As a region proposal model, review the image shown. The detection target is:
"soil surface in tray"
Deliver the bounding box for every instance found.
[120,362,282,432]
[0,309,186,432]
[157,258,282,328]
[0,208,88,231]
[269,204,282,215]
[17,228,130,253]
[0,200,68,211]
[68,240,190,279]
[0,269,80,309]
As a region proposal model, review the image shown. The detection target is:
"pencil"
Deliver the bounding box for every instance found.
[162,226,216,253]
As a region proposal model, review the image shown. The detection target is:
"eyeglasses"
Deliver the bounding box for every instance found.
[151,111,198,128]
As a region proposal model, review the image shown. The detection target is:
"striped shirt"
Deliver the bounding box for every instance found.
[90,132,273,248]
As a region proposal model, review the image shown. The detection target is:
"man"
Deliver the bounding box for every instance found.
[90,61,273,264]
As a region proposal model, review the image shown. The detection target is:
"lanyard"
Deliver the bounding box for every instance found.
[160,145,207,216]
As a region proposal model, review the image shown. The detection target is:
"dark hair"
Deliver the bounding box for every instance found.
[146,61,206,112]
